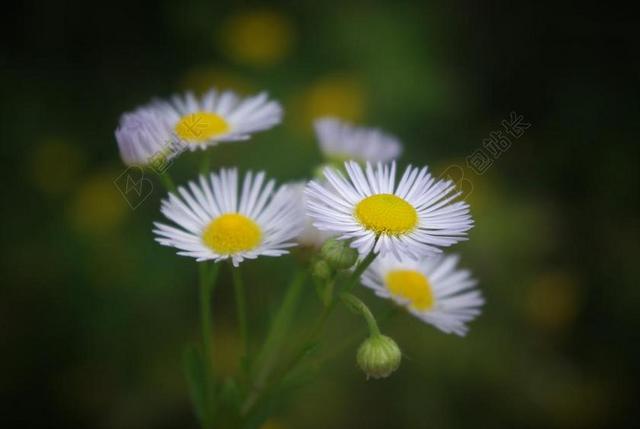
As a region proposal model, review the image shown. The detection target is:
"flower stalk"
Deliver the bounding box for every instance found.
[232,264,249,366]
[159,170,176,192]
[340,292,380,337]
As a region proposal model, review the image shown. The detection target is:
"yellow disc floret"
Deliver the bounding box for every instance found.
[175,112,230,142]
[203,213,261,254]
[355,194,418,235]
[385,270,435,311]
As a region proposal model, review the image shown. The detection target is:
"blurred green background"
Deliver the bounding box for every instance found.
[2,1,638,428]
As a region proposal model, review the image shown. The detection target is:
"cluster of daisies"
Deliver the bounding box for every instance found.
[116,88,484,337]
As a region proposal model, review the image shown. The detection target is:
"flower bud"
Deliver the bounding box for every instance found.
[320,238,358,270]
[356,334,401,379]
[312,259,333,281]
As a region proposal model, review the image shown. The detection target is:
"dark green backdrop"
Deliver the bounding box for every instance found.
[2,1,638,428]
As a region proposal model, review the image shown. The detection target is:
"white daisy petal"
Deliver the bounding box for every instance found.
[306,161,473,259]
[287,182,334,248]
[362,254,484,336]
[117,88,282,162]
[153,168,303,265]
[314,117,402,163]
[115,105,177,167]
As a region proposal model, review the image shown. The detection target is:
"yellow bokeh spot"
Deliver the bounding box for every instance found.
[202,213,261,254]
[69,173,127,235]
[214,324,242,376]
[222,9,294,67]
[355,194,417,235]
[30,138,85,195]
[386,270,435,311]
[527,272,579,332]
[175,112,230,142]
[303,75,366,124]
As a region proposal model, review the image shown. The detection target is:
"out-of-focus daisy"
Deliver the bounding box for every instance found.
[288,181,333,248]
[115,106,175,167]
[314,117,402,163]
[306,161,473,259]
[362,254,484,335]
[153,168,302,266]
[155,88,282,150]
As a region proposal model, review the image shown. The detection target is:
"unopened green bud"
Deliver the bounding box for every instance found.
[321,238,358,270]
[312,259,333,281]
[357,334,401,380]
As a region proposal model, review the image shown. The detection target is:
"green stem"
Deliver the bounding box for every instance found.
[248,249,378,414]
[269,251,377,388]
[343,248,378,293]
[199,261,219,428]
[261,287,334,400]
[242,270,306,414]
[308,296,335,341]
[340,292,380,337]
[232,264,248,363]
[159,170,177,193]
[312,306,399,367]
[200,150,212,175]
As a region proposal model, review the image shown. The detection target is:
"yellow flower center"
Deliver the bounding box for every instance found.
[355,194,418,235]
[385,270,435,311]
[202,213,261,254]
[175,112,230,142]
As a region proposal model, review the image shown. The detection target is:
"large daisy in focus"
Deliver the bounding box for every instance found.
[153,168,302,266]
[306,161,473,259]
[362,254,484,336]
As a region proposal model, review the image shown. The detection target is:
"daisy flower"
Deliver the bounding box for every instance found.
[305,161,473,259]
[362,254,484,335]
[153,168,302,266]
[288,181,334,248]
[154,88,283,150]
[115,105,176,167]
[314,117,402,163]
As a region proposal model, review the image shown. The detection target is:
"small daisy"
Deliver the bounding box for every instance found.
[153,168,302,266]
[154,88,283,150]
[314,117,402,163]
[362,254,484,335]
[115,105,176,167]
[306,161,473,259]
[288,182,334,248]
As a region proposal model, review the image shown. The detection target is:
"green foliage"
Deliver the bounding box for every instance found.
[183,345,214,427]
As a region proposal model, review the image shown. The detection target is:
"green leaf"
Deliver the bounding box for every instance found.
[243,393,276,429]
[240,271,308,418]
[183,345,213,428]
[321,280,334,307]
[253,271,306,388]
[219,377,242,412]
